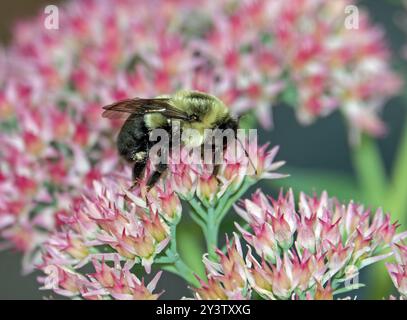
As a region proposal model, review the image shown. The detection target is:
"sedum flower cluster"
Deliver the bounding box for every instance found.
[0,82,118,272]
[194,190,405,300]
[39,178,166,299]
[387,244,407,299]
[0,0,404,300]
[38,142,285,299]
[0,0,401,270]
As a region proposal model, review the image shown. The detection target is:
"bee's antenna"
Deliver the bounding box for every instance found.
[236,136,258,176]
[236,111,250,122]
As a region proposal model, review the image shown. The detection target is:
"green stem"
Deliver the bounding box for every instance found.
[160,222,201,287]
[215,179,254,225]
[188,197,217,264]
[174,258,200,287]
[351,134,387,208]
[189,210,207,232]
[351,134,397,299]
[189,198,207,221]
[187,179,254,262]
[170,224,177,252]
[386,117,407,228]
[207,179,255,260]
[162,257,200,288]
[205,207,218,260]
[350,134,391,299]
[368,113,407,299]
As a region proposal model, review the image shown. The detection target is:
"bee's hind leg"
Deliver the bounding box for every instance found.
[146,163,167,191]
[129,153,148,190]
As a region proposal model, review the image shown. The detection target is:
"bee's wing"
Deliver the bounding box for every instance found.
[102,98,190,120]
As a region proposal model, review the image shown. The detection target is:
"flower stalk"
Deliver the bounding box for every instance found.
[161,253,200,288]
[351,134,387,209]
[160,223,201,287]
[205,207,218,260]
[188,178,256,261]
[387,113,407,228]
[350,134,390,298]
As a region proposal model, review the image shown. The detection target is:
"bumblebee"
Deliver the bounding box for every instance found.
[102,90,240,189]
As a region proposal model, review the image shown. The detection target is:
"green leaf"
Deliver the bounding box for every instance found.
[351,135,387,209]
[274,166,361,202]
[177,220,206,279]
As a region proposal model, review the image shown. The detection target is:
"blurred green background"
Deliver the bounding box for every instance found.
[0,0,405,299]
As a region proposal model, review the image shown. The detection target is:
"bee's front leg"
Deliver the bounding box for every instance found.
[202,142,224,185]
[146,162,168,191]
[213,149,224,186]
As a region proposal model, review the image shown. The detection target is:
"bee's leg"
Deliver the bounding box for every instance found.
[129,161,147,189]
[213,149,223,186]
[145,127,171,191]
[201,142,218,174]
[200,138,223,184]
[213,141,228,185]
[146,163,168,191]
[133,161,147,181]
[129,151,148,190]
[213,163,221,176]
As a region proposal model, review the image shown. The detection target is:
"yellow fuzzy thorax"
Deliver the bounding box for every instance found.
[174,90,228,123]
[174,90,229,147]
[144,90,230,147]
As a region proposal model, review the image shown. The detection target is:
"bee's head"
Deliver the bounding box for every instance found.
[175,90,229,127]
[188,114,200,122]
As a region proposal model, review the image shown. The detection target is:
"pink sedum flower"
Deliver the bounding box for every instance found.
[133,141,285,207]
[195,235,251,300]
[194,190,404,300]
[386,244,407,298]
[39,178,168,299]
[0,80,118,272]
[40,255,163,300]
[0,0,400,270]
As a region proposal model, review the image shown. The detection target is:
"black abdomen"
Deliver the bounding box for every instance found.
[117,115,149,162]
